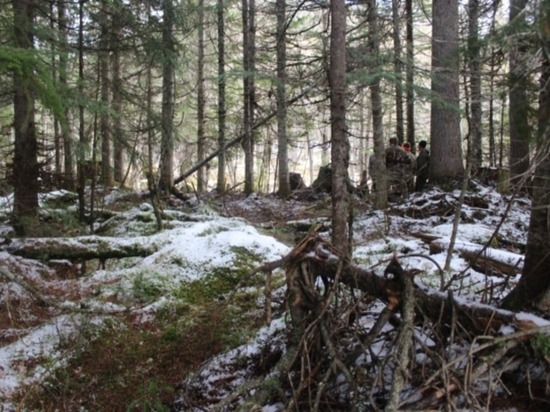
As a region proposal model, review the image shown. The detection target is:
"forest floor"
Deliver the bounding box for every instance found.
[0,182,549,411]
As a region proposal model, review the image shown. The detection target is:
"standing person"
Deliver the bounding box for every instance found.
[415,140,430,191]
[385,137,411,200]
[402,142,417,192]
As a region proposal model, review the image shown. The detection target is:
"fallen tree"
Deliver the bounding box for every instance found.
[3,235,159,262]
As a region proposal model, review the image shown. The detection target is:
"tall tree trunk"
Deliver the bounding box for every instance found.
[216,0,226,193]
[58,0,74,190]
[50,2,62,176]
[77,0,87,220]
[100,0,112,186]
[368,0,388,210]
[467,0,482,172]
[405,0,415,146]
[276,0,290,198]
[112,0,124,184]
[508,0,531,182]
[197,0,207,192]
[329,0,349,255]
[12,0,39,234]
[430,0,464,183]
[242,0,256,194]
[502,18,550,311]
[392,0,404,145]
[159,0,176,193]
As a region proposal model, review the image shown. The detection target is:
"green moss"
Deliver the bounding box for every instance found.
[531,334,550,358]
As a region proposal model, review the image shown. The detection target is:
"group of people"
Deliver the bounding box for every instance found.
[366,138,430,201]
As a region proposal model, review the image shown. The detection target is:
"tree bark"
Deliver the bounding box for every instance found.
[197,0,207,192]
[159,0,176,194]
[508,0,531,182]
[430,0,464,183]
[502,14,550,311]
[12,0,39,234]
[405,0,415,146]
[112,0,124,184]
[242,0,256,195]
[216,0,227,193]
[329,0,349,254]
[57,0,74,190]
[100,0,112,187]
[276,0,290,198]
[368,0,388,210]
[391,0,404,145]
[467,0,482,173]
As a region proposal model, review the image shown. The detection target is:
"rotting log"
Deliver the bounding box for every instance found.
[3,235,159,262]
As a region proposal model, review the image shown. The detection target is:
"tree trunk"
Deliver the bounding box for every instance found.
[430,0,464,183]
[329,0,349,255]
[12,0,39,234]
[77,0,87,220]
[391,0,404,145]
[368,0,388,210]
[467,0,482,173]
[502,15,550,311]
[112,0,124,184]
[508,0,531,182]
[58,0,74,190]
[100,0,112,187]
[217,0,227,193]
[197,0,207,192]
[276,0,290,198]
[405,0,415,146]
[6,235,159,262]
[242,0,255,195]
[159,0,176,194]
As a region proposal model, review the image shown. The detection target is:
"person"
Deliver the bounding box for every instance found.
[415,140,430,192]
[385,137,411,200]
[402,142,416,192]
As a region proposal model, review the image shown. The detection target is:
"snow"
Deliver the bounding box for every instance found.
[0,183,546,409]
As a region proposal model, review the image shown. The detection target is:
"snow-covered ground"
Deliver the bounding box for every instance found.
[0,183,543,410]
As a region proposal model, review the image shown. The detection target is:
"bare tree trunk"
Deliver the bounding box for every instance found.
[405,0,415,146]
[330,0,349,255]
[430,0,464,183]
[216,0,226,193]
[50,2,62,176]
[159,0,175,194]
[197,0,207,192]
[391,0,404,145]
[242,0,256,195]
[509,0,531,183]
[100,0,112,186]
[467,0,482,173]
[77,0,87,220]
[112,0,124,184]
[12,0,39,234]
[502,17,550,311]
[58,0,74,190]
[276,0,290,198]
[368,0,388,210]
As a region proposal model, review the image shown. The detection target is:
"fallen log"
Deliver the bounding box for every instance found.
[3,235,159,262]
[288,234,545,337]
[429,239,524,276]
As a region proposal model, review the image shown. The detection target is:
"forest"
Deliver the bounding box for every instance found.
[1,0,550,410]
